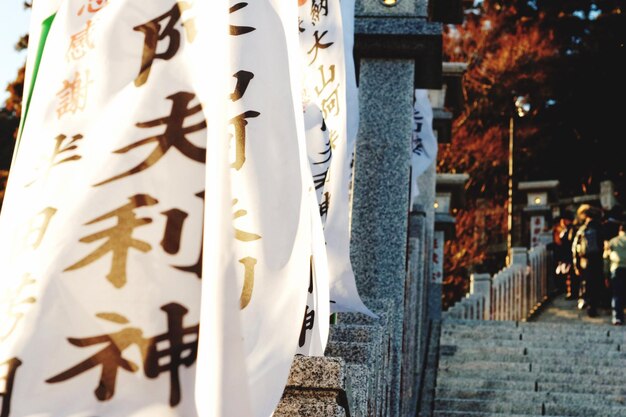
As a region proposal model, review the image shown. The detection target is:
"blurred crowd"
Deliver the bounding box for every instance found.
[553,204,626,325]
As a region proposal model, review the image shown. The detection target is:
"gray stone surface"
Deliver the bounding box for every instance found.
[417,321,441,417]
[403,208,427,417]
[329,324,379,344]
[416,163,438,321]
[434,388,626,406]
[535,294,618,325]
[355,17,441,36]
[356,0,429,19]
[326,340,384,415]
[287,356,347,389]
[350,57,414,417]
[346,364,370,417]
[433,413,551,417]
[339,297,396,416]
[438,368,626,385]
[430,319,626,417]
[274,393,347,417]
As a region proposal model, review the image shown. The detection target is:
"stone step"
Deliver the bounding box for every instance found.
[434,387,626,407]
[441,326,623,340]
[436,376,626,396]
[275,392,347,417]
[540,381,626,396]
[443,322,624,336]
[439,360,531,373]
[437,368,626,386]
[440,353,625,368]
[439,350,626,367]
[441,336,626,351]
[440,329,624,344]
[441,340,626,358]
[434,398,626,416]
[433,412,562,417]
[544,403,626,417]
[444,319,620,333]
[441,328,620,340]
[439,359,626,377]
[436,376,537,392]
[434,398,540,414]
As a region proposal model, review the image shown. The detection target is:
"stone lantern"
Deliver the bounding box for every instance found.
[518,180,560,248]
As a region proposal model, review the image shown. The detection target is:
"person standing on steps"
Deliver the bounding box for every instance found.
[568,216,583,301]
[605,222,626,326]
[554,214,575,297]
[572,205,605,317]
[572,206,589,308]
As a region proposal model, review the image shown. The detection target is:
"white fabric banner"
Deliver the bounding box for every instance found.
[299,0,371,316]
[410,89,438,205]
[0,0,318,416]
[227,0,323,411]
[190,1,252,416]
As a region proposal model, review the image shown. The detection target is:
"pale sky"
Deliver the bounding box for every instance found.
[0,1,31,102]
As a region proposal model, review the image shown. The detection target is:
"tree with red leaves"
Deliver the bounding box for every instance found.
[440,0,625,307]
[0,3,30,208]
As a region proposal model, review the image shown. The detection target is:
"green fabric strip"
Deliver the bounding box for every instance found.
[13,13,57,163]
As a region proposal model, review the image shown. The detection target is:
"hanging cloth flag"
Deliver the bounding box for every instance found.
[340,0,359,159]
[299,0,372,317]
[188,1,253,416]
[226,0,325,412]
[410,89,438,205]
[1,1,213,414]
[0,0,316,416]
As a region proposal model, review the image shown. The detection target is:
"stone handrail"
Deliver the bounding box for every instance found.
[443,245,551,321]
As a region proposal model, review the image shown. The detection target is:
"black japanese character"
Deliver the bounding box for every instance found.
[95,92,206,186]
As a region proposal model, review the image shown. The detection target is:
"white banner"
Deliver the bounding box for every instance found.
[530,216,546,248]
[299,0,371,317]
[0,0,318,416]
[410,89,438,206]
[227,0,322,411]
[190,1,252,416]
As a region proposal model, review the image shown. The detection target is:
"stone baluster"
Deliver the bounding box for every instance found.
[470,273,491,320]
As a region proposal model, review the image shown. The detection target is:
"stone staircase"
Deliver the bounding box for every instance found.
[424,319,626,417]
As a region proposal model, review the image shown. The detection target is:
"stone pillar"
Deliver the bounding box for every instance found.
[404,205,427,414]
[351,58,414,417]
[470,273,491,319]
[415,163,438,320]
[511,247,529,318]
[351,3,442,416]
[511,247,529,267]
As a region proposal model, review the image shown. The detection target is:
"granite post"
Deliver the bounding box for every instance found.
[351,2,441,415]
[511,247,529,267]
[351,57,413,417]
[415,163,438,320]
[404,205,427,415]
[470,273,492,319]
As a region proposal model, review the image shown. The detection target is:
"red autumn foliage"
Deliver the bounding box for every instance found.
[439,1,559,308]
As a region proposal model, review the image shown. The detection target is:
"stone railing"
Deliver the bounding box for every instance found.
[443,245,551,321]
